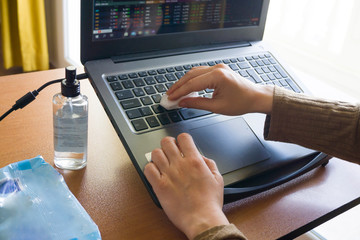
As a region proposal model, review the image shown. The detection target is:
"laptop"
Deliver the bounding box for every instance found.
[81,0,329,206]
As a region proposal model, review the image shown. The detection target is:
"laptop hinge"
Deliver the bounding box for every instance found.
[112,41,252,63]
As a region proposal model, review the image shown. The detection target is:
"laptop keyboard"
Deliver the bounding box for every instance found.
[105,52,302,133]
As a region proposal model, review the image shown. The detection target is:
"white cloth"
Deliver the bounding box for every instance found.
[160,92,199,110]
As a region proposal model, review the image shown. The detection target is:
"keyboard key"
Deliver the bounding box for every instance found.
[165,73,177,81]
[110,82,123,91]
[255,68,264,74]
[245,56,253,61]
[256,60,264,66]
[107,76,118,82]
[175,66,184,71]
[215,60,222,64]
[132,119,148,131]
[133,88,145,97]
[286,78,302,93]
[144,76,156,85]
[249,61,258,68]
[157,114,171,125]
[183,64,192,70]
[168,111,182,122]
[222,59,230,64]
[237,57,245,62]
[268,66,276,72]
[115,90,134,100]
[207,61,216,66]
[205,88,214,93]
[262,67,270,73]
[144,86,156,95]
[192,63,200,67]
[126,109,142,119]
[166,67,175,72]
[165,82,174,89]
[239,70,249,77]
[128,73,138,78]
[146,116,160,128]
[179,108,212,120]
[122,80,134,89]
[133,78,145,87]
[272,80,282,87]
[139,106,153,116]
[148,70,157,75]
[152,94,162,103]
[229,64,239,71]
[155,84,167,93]
[274,73,282,79]
[274,65,288,78]
[237,62,250,69]
[175,72,185,79]
[121,98,141,109]
[262,59,271,65]
[269,58,277,64]
[140,96,153,105]
[152,104,165,113]
[261,75,270,82]
[265,53,272,58]
[267,73,276,81]
[279,79,288,86]
[230,58,238,63]
[119,74,128,80]
[157,69,166,74]
[138,71,148,77]
[247,69,262,83]
[155,75,166,83]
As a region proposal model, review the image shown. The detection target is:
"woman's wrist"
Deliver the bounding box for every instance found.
[252,85,274,114]
[185,208,230,240]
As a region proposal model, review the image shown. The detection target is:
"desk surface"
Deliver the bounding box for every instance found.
[1,68,360,240]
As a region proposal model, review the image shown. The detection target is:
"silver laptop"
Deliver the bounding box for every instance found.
[81,0,329,206]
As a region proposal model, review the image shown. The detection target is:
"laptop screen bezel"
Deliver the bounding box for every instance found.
[81,0,270,64]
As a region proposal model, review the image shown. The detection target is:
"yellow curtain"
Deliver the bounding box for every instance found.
[0,0,49,72]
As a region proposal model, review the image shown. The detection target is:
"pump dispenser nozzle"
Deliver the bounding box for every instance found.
[61,66,80,97]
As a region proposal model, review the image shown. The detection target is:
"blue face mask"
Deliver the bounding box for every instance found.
[0,156,101,240]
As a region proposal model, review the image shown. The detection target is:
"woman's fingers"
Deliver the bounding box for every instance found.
[167,64,229,100]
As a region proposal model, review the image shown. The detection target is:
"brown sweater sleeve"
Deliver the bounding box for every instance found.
[193,224,247,240]
[194,87,360,240]
[264,86,360,164]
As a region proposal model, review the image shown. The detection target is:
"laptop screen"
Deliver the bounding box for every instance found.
[93,0,263,42]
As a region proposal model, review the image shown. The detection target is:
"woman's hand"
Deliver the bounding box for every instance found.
[144,133,229,240]
[167,64,274,115]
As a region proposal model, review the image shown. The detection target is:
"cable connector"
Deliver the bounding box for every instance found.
[0,70,88,122]
[12,90,39,110]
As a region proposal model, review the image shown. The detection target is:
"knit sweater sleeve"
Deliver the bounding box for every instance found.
[194,87,360,240]
[264,86,360,164]
[193,224,247,240]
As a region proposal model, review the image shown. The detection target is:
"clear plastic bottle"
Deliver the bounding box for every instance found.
[53,66,88,170]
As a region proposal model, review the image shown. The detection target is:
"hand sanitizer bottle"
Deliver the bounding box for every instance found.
[53,66,88,170]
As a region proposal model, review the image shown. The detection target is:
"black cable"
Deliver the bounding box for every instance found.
[0,73,88,122]
[0,108,14,121]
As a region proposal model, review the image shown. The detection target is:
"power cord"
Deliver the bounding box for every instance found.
[0,72,88,122]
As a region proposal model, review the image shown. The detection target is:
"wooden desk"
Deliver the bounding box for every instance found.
[1,69,360,239]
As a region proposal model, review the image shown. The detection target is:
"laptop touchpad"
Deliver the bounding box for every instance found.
[190,117,270,175]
